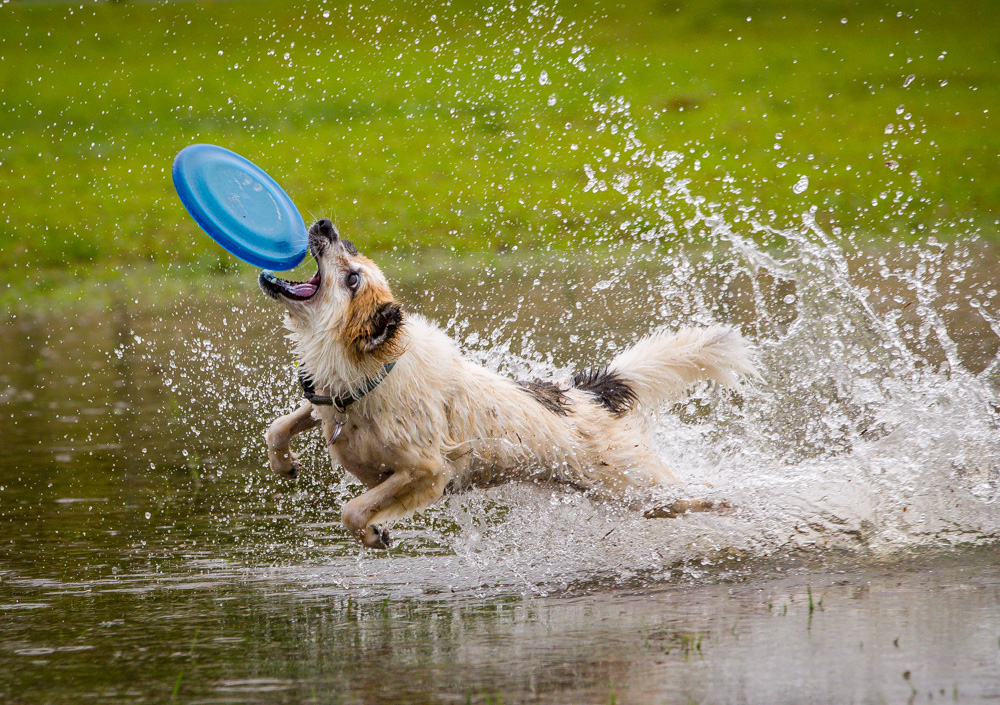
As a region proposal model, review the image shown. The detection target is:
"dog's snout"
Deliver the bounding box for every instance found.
[309,218,338,242]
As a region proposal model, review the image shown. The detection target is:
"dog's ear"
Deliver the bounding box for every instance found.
[358,302,403,357]
[344,283,404,363]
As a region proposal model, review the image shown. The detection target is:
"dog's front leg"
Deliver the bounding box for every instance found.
[265,400,320,478]
[341,458,447,549]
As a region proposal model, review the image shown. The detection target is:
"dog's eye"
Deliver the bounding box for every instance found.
[346,272,360,290]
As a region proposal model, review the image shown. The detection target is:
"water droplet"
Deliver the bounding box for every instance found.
[539,70,550,85]
[884,124,895,135]
[793,175,809,194]
[903,74,915,88]
[144,512,151,520]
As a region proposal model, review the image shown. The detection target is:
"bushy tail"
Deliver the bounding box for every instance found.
[605,325,759,413]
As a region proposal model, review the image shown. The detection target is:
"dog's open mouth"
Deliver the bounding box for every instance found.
[259,270,321,301]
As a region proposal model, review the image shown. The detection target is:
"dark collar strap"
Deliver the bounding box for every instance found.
[298,361,396,413]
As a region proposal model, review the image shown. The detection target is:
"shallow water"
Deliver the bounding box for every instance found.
[2,238,1000,702]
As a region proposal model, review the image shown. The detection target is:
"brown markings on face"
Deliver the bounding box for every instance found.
[340,254,405,364]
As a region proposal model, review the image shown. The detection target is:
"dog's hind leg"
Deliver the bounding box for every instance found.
[616,455,730,518]
[643,455,682,486]
[640,497,731,519]
[265,401,320,478]
[341,456,448,548]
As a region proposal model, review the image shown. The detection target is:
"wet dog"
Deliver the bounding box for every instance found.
[262,219,758,548]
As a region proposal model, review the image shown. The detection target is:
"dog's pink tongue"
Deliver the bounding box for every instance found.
[287,281,318,297]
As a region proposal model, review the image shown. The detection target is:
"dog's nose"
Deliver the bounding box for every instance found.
[309,218,339,242]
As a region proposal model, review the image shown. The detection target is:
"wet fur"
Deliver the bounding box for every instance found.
[264,219,759,548]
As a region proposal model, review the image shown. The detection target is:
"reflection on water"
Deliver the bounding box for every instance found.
[1,240,999,701]
[4,548,1000,704]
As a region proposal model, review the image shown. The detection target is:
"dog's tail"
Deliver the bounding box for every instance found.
[574,325,758,416]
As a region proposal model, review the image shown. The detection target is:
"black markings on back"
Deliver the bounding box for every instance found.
[517,379,571,416]
[572,367,637,417]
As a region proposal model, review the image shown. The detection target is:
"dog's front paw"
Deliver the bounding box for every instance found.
[360,524,391,549]
[269,450,301,479]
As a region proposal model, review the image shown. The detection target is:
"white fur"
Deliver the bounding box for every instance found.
[609,325,761,411]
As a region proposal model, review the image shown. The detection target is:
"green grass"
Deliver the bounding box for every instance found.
[1,0,998,292]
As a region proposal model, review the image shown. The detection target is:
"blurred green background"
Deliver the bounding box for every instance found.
[1,0,997,295]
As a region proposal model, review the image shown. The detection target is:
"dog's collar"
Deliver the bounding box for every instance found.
[298,362,396,413]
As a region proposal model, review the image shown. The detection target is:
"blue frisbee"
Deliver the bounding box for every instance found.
[172,144,308,270]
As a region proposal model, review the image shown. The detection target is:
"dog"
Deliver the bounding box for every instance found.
[261,218,758,548]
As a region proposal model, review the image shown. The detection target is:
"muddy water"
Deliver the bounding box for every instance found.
[2,245,1000,703]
